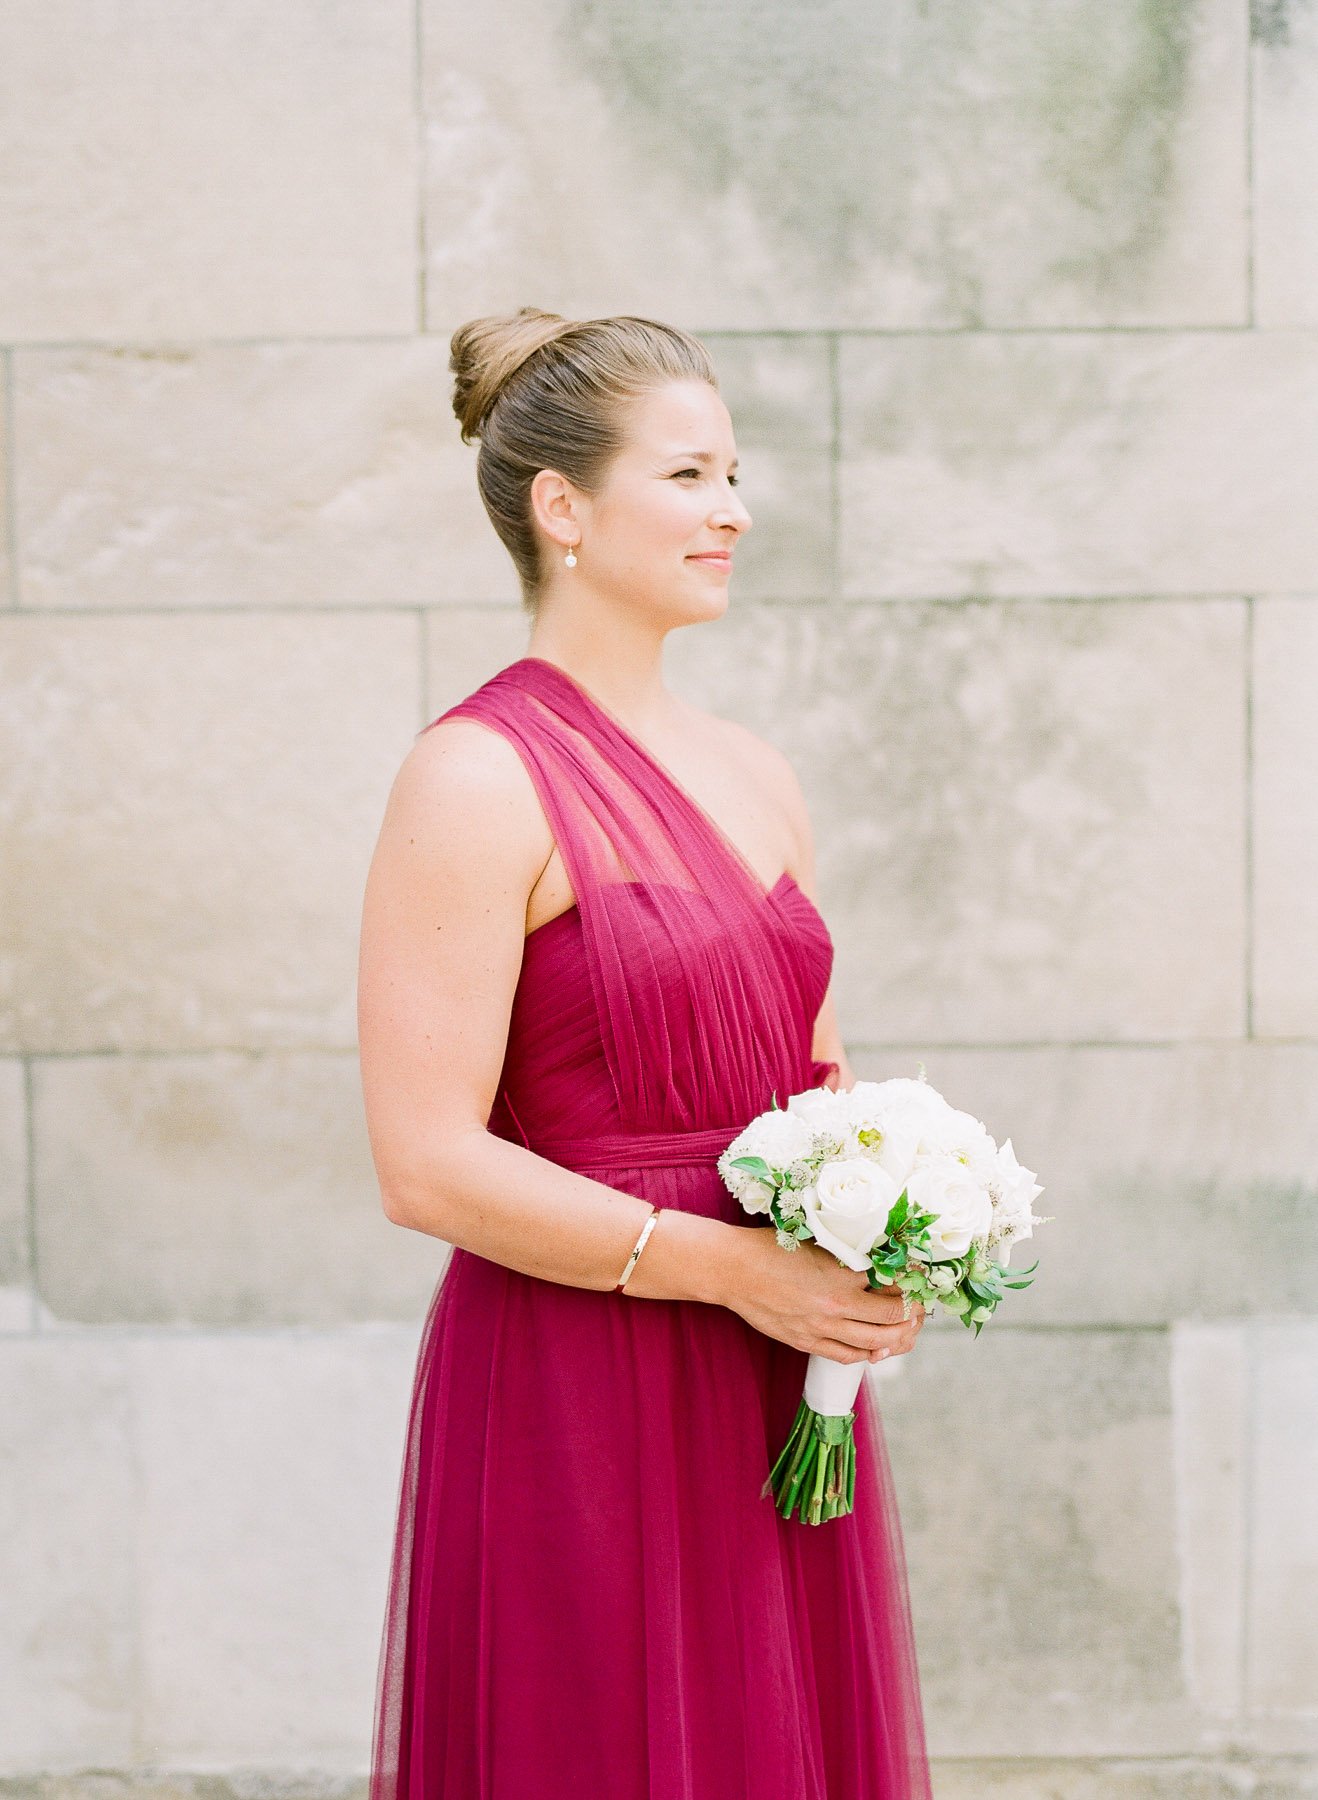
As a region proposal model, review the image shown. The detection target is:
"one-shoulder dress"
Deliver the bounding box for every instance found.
[368,654,933,1799]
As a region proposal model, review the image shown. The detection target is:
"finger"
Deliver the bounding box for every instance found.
[846,1293,909,1326]
[815,1337,880,1366]
[837,1319,912,1356]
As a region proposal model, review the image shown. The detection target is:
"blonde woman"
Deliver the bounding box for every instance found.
[357,307,932,1798]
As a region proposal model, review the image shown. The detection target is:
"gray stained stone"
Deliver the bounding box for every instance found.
[421,0,1247,328]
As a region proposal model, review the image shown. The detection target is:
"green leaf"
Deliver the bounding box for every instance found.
[730,1155,777,1183]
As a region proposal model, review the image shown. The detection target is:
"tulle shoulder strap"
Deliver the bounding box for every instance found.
[420,655,804,1128]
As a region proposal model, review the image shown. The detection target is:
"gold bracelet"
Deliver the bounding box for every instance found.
[614,1206,661,1293]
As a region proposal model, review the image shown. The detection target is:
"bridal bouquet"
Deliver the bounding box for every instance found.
[717,1067,1048,1526]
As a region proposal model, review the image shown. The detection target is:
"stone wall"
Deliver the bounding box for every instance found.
[1,0,1314,1790]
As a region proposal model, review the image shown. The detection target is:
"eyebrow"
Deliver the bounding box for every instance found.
[667,449,740,468]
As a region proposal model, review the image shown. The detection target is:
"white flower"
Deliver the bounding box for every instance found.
[905,1156,994,1260]
[743,1107,816,1166]
[718,1159,775,1215]
[801,1157,899,1272]
[785,1083,851,1134]
[987,1137,1045,1260]
[846,1076,942,1128]
[906,1102,994,1166]
[776,1186,807,1221]
[719,1107,817,1215]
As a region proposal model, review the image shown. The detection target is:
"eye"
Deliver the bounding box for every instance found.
[674,468,740,486]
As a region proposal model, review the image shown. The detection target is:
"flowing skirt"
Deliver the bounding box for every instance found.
[369,1242,934,1800]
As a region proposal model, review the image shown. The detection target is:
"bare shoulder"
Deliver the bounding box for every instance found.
[372,713,555,898]
[667,697,817,883]
[691,703,811,832]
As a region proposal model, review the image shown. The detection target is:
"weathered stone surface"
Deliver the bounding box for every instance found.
[0,1061,30,1331]
[839,334,1318,598]
[31,1054,447,1327]
[0,365,12,606]
[667,599,1246,1042]
[424,605,533,721]
[0,1342,137,1764]
[0,1329,422,1767]
[1254,1,1318,327]
[14,343,509,609]
[421,0,1247,328]
[1254,598,1318,1038]
[1170,1324,1250,1720]
[125,1331,416,1763]
[1248,1324,1318,1718]
[0,1,417,341]
[0,611,418,1052]
[929,1756,1318,1797]
[878,1327,1198,1755]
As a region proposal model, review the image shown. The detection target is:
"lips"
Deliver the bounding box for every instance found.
[688,553,733,565]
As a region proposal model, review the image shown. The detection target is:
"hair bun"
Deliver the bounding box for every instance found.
[449,306,577,444]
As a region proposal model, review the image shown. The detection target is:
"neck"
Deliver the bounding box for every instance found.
[525,608,681,734]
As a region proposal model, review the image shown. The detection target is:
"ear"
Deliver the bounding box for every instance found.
[529,467,578,542]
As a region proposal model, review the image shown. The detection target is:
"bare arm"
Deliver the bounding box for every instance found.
[355,716,743,1304]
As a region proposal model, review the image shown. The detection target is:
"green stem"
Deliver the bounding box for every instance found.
[763,1397,862,1524]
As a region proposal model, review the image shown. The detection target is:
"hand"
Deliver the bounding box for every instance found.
[721,1225,928,1364]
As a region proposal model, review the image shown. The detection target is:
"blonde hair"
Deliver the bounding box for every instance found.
[449,306,719,610]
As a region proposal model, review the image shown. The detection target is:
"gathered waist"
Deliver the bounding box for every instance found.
[528,1123,741,1172]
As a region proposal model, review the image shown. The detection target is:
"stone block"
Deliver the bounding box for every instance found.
[839,335,1318,598]
[14,343,510,609]
[0,610,418,1052]
[699,335,833,601]
[1253,598,1318,1038]
[125,1331,419,1764]
[421,0,1247,328]
[881,1327,1200,1756]
[0,1341,137,1764]
[667,600,1246,1042]
[1247,1324,1318,1718]
[1254,4,1318,327]
[0,1,416,340]
[0,1061,31,1331]
[31,1054,447,1327]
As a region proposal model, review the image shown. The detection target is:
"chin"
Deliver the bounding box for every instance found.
[673,590,730,628]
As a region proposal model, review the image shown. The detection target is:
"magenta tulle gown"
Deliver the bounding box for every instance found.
[369,655,934,1799]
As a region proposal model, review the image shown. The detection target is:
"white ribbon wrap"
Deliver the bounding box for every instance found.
[802,1352,868,1417]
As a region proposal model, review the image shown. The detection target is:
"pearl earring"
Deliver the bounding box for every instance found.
[564,540,578,567]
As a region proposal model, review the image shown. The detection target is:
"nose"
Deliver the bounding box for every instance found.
[713,487,752,534]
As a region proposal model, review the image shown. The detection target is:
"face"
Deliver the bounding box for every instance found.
[532,378,753,623]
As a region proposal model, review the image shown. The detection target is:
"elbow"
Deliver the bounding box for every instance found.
[376,1159,463,1235]
[379,1175,445,1232]
[373,1124,490,1233]
[379,1188,413,1229]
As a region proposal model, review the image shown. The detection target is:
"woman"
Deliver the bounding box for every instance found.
[357,306,933,1798]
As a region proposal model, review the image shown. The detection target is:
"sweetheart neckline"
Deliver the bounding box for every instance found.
[523,868,827,944]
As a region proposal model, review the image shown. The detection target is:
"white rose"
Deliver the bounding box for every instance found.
[801,1157,899,1272]
[738,1107,816,1168]
[785,1084,851,1135]
[847,1076,944,1124]
[988,1138,1044,1260]
[915,1105,996,1166]
[905,1156,994,1260]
